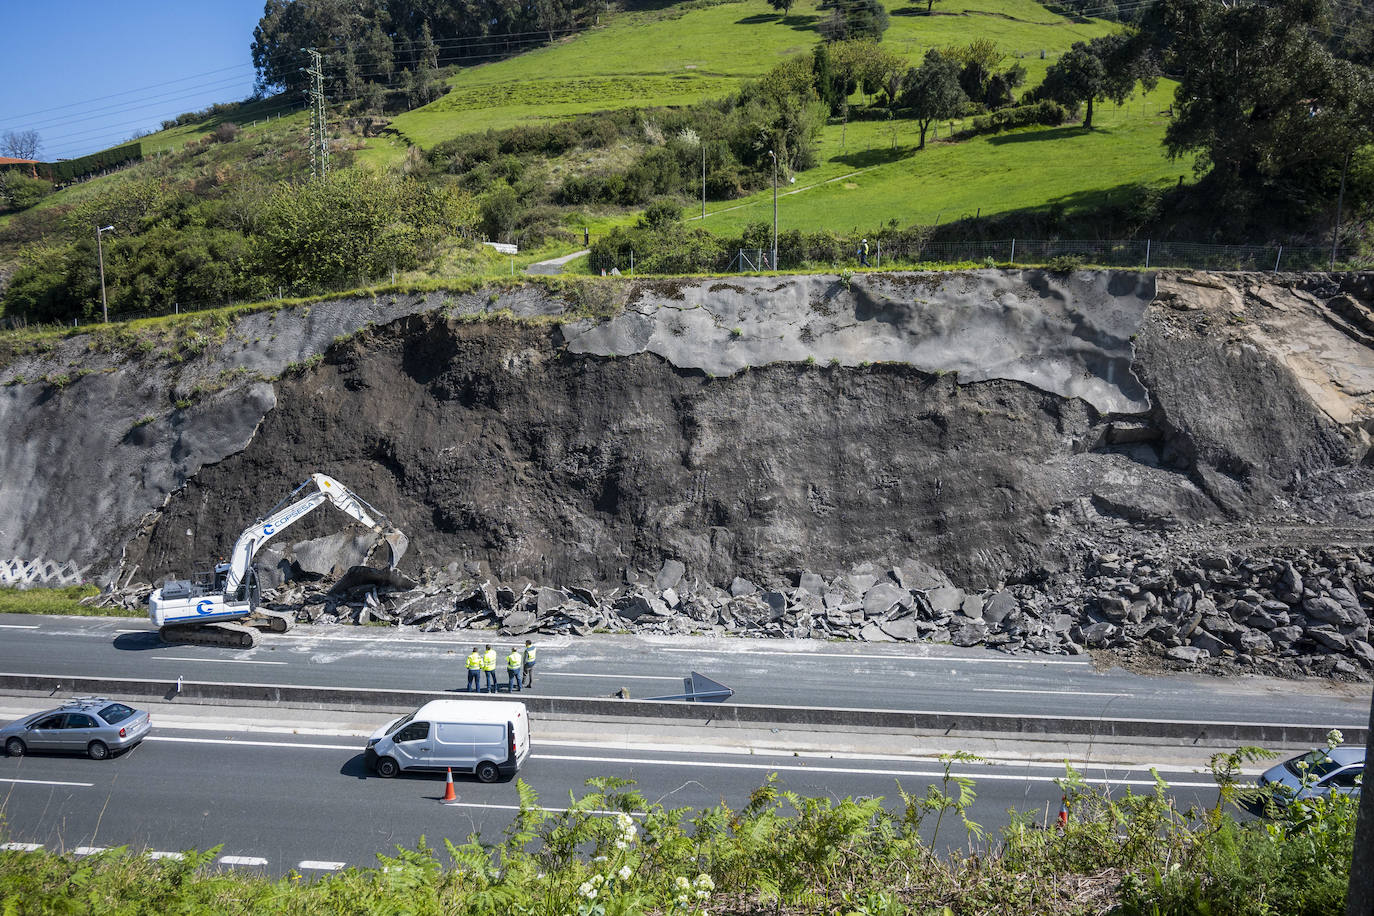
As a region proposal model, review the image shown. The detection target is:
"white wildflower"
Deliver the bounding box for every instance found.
[591,874,604,887]
[614,839,628,850]
[1328,728,1345,748]
[675,876,691,891]
[578,881,596,899]
[694,874,715,891]
[617,865,632,881]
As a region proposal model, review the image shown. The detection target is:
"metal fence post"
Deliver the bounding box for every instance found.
[1274,246,1283,273]
[1010,239,1015,265]
[1144,239,1151,270]
[630,249,634,278]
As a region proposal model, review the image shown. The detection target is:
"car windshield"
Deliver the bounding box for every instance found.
[386,713,415,736]
[98,704,136,725]
[1286,749,1345,780]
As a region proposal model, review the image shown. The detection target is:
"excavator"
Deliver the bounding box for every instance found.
[148,473,409,648]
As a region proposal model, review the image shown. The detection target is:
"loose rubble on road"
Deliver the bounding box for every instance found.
[92,545,1374,682]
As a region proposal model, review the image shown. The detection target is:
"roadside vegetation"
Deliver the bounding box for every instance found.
[0,586,134,618]
[0,743,1359,914]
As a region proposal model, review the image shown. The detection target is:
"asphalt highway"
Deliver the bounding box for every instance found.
[0,614,1367,730]
[0,713,1229,876]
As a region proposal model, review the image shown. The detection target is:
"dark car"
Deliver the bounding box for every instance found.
[1255,745,1364,806]
[0,697,151,760]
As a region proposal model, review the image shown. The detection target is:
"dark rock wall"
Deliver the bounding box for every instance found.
[129,317,1107,588]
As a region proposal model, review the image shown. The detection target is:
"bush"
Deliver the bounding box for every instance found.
[963,100,1067,138]
[0,170,53,212]
[211,122,241,143]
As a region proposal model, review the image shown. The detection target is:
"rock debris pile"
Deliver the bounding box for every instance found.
[173,545,1374,682]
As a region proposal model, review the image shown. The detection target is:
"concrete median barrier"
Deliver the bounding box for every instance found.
[0,672,1360,748]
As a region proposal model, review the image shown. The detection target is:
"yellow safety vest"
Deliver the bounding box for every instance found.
[507,651,522,671]
[524,646,536,663]
[465,653,482,670]
[482,649,497,671]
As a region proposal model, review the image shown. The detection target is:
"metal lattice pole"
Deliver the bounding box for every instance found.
[302,48,329,178]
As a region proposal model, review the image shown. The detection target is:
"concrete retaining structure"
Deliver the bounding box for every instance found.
[0,672,1358,748]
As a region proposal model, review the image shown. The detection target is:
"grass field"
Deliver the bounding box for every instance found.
[377,0,1114,159]
[0,585,137,618]
[685,80,1185,235]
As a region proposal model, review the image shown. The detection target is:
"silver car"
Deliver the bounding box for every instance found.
[0,697,151,760]
[1256,745,1364,805]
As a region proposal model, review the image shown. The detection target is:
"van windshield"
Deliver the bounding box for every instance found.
[386,713,415,736]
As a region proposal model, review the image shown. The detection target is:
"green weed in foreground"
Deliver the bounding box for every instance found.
[0,585,138,618]
[0,753,1358,915]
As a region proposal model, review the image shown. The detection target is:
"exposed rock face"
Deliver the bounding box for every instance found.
[4,269,1374,684]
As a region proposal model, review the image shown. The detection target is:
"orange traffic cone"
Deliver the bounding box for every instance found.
[1056,795,1069,829]
[441,767,457,803]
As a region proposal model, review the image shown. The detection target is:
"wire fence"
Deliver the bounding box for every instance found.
[680,239,1363,275]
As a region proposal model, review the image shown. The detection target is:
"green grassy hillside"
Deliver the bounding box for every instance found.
[370,0,1115,163]
[691,81,1183,236]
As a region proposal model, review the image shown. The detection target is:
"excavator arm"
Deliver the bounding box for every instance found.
[223,473,409,594]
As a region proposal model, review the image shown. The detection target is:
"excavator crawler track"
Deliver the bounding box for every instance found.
[159,621,259,649]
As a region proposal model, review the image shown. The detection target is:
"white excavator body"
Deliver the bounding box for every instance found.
[148,473,408,647]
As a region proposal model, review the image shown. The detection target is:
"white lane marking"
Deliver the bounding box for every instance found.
[541,672,680,681]
[73,846,108,856]
[219,855,269,867]
[0,777,95,788]
[972,688,1130,698]
[531,754,1222,788]
[297,860,347,871]
[1,842,43,851]
[440,801,643,816]
[153,656,288,666]
[149,851,185,860]
[147,736,358,751]
[0,625,40,630]
[658,648,1090,665]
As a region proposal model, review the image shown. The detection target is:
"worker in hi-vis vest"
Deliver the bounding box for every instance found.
[522,639,537,688]
[465,647,482,692]
[506,647,523,692]
[482,644,498,693]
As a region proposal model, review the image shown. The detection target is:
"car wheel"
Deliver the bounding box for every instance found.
[87,740,110,761]
[375,757,399,778]
[4,737,24,757]
[475,761,499,784]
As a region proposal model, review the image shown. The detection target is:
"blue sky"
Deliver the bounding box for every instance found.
[0,2,266,160]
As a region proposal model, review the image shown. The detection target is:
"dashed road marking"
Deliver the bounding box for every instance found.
[531,753,1222,788]
[154,656,288,665]
[73,846,108,856]
[0,842,42,851]
[297,860,347,871]
[972,688,1130,698]
[541,672,680,680]
[0,625,39,630]
[0,777,94,788]
[219,855,269,867]
[148,851,185,860]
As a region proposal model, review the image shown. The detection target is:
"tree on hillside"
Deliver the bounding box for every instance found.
[818,0,890,42]
[1160,0,1374,216]
[767,0,796,17]
[2,129,41,160]
[1038,33,1157,129]
[900,49,965,149]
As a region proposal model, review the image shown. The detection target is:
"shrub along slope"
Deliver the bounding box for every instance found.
[0,753,1358,915]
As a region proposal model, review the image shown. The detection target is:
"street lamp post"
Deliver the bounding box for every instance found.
[768,149,777,271]
[96,225,114,323]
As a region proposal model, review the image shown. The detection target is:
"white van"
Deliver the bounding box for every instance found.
[365,699,530,783]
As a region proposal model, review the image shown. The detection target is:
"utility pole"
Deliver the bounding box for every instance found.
[96,225,114,323]
[1348,687,1374,914]
[302,48,329,178]
[701,142,706,220]
[769,148,778,271]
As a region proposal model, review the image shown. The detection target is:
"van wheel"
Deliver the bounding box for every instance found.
[87,741,110,761]
[475,761,499,784]
[375,757,400,778]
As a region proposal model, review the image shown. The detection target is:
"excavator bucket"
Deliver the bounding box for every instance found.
[381,529,409,569]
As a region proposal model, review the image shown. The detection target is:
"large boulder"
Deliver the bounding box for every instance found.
[864,582,908,618]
